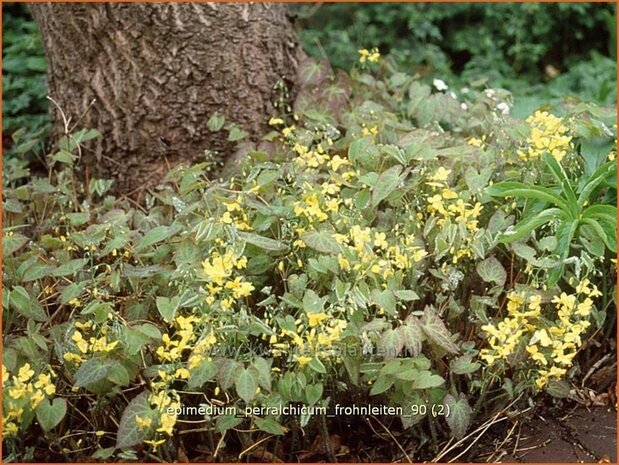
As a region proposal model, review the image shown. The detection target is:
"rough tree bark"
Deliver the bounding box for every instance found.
[30,3,302,194]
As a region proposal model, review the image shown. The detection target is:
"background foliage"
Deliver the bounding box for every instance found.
[294,3,617,115]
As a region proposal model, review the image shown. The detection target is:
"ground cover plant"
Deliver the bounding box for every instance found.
[2,46,616,462]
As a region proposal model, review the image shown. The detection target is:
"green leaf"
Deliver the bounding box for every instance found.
[74,358,113,388]
[66,212,90,226]
[216,414,242,433]
[138,226,175,250]
[578,160,614,207]
[544,378,571,398]
[444,393,472,439]
[305,383,323,405]
[36,398,67,432]
[412,371,445,389]
[236,368,258,403]
[397,321,424,357]
[22,260,51,282]
[371,289,396,315]
[73,128,101,143]
[542,153,578,216]
[252,357,272,391]
[155,296,180,323]
[188,359,218,389]
[348,136,379,167]
[370,376,394,395]
[107,362,131,386]
[91,447,116,460]
[580,217,616,253]
[3,232,29,256]
[254,417,287,435]
[499,208,566,244]
[394,290,420,301]
[420,307,459,354]
[238,231,288,253]
[371,165,404,206]
[298,58,330,86]
[301,230,341,254]
[52,258,88,277]
[50,150,77,165]
[486,182,570,212]
[218,359,243,390]
[116,391,156,449]
[8,286,47,322]
[303,289,327,313]
[228,124,247,142]
[308,357,327,374]
[476,256,507,286]
[207,113,226,132]
[450,355,480,375]
[378,329,404,359]
[582,204,617,224]
[60,282,86,305]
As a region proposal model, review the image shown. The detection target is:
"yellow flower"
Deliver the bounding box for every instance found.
[308,312,329,327]
[157,413,177,435]
[2,364,9,384]
[295,355,312,367]
[575,298,593,317]
[519,111,572,162]
[358,48,380,63]
[17,363,34,383]
[374,232,388,249]
[551,292,576,311]
[533,329,552,347]
[282,125,296,137]
[63,352,85,364]
[468,137,484,148]
[430,167,451,182]
[3,422,18,437]
[34,374,56,396]
[225,277,255,299]
[220,211,233,224]
[135,415,153,430]
[526,344,548,365]
[328,155,350,171]
[411,248,428,262]
[30,390,45,408]
[268,117,284,126]
[144,438,166,451]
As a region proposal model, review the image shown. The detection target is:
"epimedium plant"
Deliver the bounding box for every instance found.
[2,51,616,462]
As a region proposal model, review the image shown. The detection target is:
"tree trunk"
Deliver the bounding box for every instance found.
[30,2,301,194]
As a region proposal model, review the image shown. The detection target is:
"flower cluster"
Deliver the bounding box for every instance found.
[335,226,427,281]
[480,278,600,388]
[63,321,119,366]
[269,309,348,366]
[3,363,57,437]
[202,249,254,310]
[424,167,483,263]
[358,48,380,64]
[139,389,181,451]
[517,111,573,162]
[219,197,251,231]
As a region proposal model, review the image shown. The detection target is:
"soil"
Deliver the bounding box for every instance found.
[468,406,616,463]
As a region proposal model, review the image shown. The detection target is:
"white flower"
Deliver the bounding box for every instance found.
[484,89,496,98]
[448,91,457,99]
[433,79,448,91]
[496,102,510,115]
[461,102,468,110]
